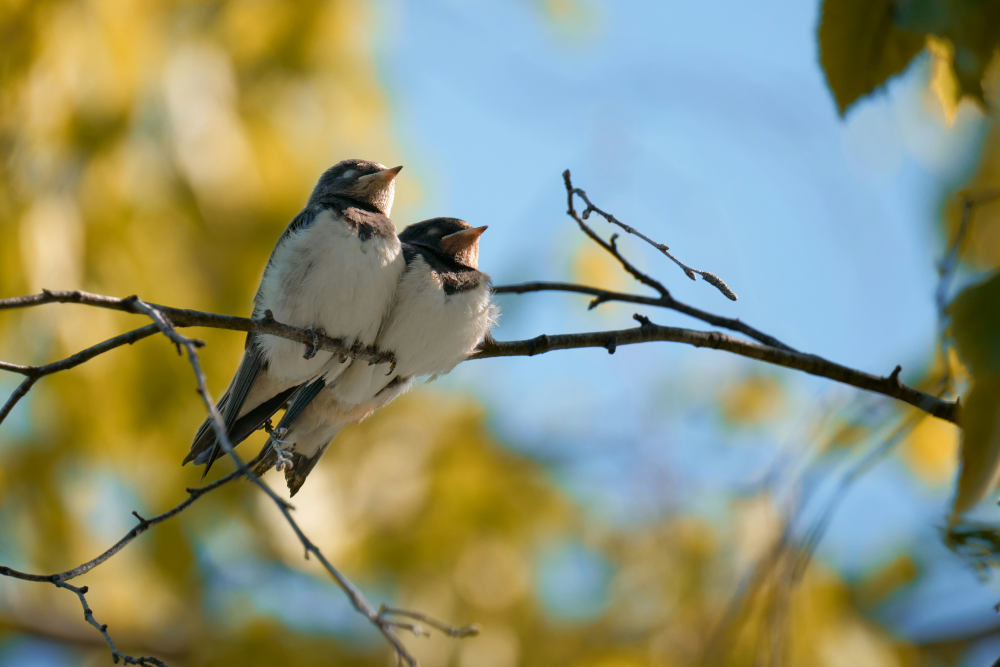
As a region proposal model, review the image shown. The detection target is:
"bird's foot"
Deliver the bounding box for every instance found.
[302,325,321,360]
[269,427,296,472]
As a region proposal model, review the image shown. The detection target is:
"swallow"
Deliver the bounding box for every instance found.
[250,217,498,495]
[185,159,406,472]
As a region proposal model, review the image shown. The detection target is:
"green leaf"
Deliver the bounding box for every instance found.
[896,0,1000,107]
[949,273,1000,517]
[951,272,1000,378]
[818,0,927,115]
[935,1,1000,106]
[951,377,1000,517]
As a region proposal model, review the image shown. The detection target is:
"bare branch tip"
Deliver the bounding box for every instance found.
[633,313,653,328]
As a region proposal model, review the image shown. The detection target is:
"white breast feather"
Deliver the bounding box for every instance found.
[327,255,498,406]
[253,209,403,383]
[275,255,497,459]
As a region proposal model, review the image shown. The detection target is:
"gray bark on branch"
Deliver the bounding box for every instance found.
[472,315,958,424]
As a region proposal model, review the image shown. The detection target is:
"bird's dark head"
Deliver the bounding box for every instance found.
[400,217,488,269]
[310,159,403,216]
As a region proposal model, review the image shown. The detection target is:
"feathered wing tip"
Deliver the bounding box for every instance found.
[183,390,231,465]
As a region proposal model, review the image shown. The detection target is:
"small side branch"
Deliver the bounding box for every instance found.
[0,570,169,666]
[564,169,738,301]
[378,605,481,639]
[561,171,673,298]
[492,281,793,351]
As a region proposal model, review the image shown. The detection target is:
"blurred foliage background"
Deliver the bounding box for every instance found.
[1,1,1000,666]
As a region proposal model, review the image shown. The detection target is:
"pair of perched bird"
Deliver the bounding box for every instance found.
[183,159,498,495]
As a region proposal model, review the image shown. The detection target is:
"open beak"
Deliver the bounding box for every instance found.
[358,165,403,185]
[441,225,488,253]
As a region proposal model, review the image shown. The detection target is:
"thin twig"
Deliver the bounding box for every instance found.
[561,171,672,298]
[57,579,170,667]
[0,472,241,584]
[0,324,160,427]
[564,169,737,301]
[379,605,482,638]
[0,376,37,426]
[0,570,171,666]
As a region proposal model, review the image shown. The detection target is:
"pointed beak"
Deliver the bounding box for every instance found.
[440,225,488,253]
[358,165,403,184]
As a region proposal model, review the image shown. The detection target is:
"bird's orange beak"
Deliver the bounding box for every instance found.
[358,165,403,185]
[440,225,488,254]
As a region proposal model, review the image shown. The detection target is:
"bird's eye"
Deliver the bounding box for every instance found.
[340,169,358,179]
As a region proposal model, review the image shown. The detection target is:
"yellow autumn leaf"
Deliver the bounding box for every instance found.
[949,272,1000,517]
[944,127,1000,273]
[572,241,628,293]
[927,37,962,125]
[900,415,960,485]
[719,374,786,426]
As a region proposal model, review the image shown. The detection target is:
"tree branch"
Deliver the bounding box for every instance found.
[0,295,466,667]
[472,314,958,424]
[492,281,794,351]
[0,570,169,666]
[0,171,971,665]
[0,290,395,366]
[0,324,161,425]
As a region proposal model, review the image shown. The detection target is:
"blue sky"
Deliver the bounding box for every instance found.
[368,0,998,653]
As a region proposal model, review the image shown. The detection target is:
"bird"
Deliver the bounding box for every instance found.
[249,217,498,495]
[184,159,406,472]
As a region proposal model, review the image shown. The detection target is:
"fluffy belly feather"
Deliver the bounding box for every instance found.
[328,256,497,406]
[255,210,403,383]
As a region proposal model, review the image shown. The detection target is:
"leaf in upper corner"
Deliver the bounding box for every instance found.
[896,0,1000,109]
[818,0,927,115]
[948,272,1000,517]
[933,3,1000,107]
